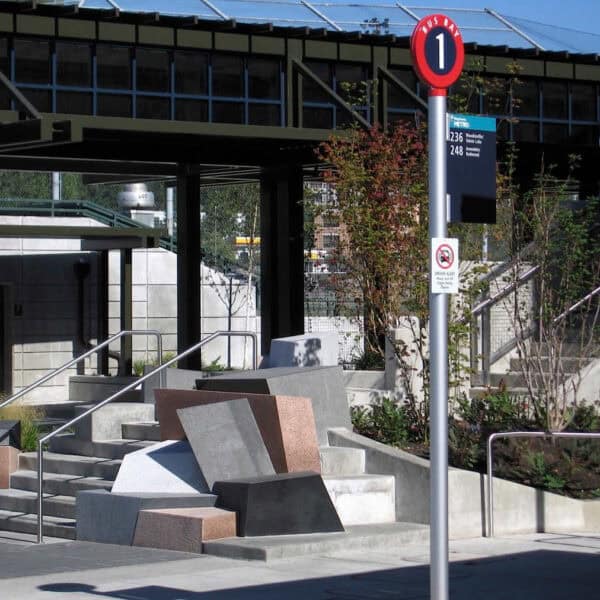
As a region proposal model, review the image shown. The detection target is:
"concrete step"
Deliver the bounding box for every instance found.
[509,356,589,372]
[346,388,402,407]
[0,489,75,519]
[10,470,113,496]
[323,474,395,526]
[0,509,76,540]
[121,421,161,442]
[319,447,365,476]
[203,522,428,561]
[343,370,386,390]
[19,452,122,480]
[49,434,154,459]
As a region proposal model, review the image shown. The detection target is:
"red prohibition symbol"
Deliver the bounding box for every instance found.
[435,244,454,270]
[411,13,464,92]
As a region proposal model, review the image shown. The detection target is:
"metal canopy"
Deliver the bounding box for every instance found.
[0,224,160,248]
[5,0,595,53]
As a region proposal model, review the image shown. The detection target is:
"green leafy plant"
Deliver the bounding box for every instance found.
[0,404,43,452]
[351,398,410,447]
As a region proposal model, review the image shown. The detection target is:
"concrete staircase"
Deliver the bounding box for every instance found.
[0,432,153,540]
[470,343,596,398]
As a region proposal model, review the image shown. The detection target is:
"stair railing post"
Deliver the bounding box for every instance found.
[37,440,43,544]
[481,305,491,386]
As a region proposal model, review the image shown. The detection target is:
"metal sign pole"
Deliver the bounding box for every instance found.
[429,90,449,600]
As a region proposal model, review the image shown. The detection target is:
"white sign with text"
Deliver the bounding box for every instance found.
[431,237,459,294]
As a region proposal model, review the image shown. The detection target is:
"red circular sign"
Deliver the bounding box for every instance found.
[435,243,454,270]
[411,14,464,91]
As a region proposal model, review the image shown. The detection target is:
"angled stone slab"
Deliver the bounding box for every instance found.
[0,420,20,448]
[112,440,209,494]
[155,388,321,474]
[76,489,217,545]
[213,471,344,537]
[268,332,339,368]
[133,507,236,552]
[177,399,275,489]
[195,366,351,445]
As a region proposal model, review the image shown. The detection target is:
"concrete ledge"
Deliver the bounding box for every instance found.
[328,427,600,537]
[73,403,155,441]
[133,507,236,552]
[203,522,428,561]
[69,376,142,403]
[76,489,217,545]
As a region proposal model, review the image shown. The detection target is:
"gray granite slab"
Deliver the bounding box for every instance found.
[177,398,275,490]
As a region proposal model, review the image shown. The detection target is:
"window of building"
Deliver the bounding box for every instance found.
[322,214,339,228]
[212,54,244,98]
[136,48,170,93]
[543,81,568,120]
[514,79,539,118]
[97,45,131,90]
[175,51,208,95]
[56,42,92,87]
[15,39,51,85]
[571,83,597,121]
[248,57,280,99]
[322,233,340,249]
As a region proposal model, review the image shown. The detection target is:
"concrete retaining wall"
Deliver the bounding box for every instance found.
[328,427,600,538]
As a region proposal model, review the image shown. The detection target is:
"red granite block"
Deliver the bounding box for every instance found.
[0,446,19,488]
[155,389,321,474]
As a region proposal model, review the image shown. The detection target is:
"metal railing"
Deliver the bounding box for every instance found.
[486,430,600,537]
[0,330,164,412]
[469,265,540,385]
[36,330,258,542]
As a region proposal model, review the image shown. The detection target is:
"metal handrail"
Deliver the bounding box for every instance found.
[470,264,540,318]
[0,330,164,411]
[36,329,258,543]
[486,430,600,537]
[553,284,600,325]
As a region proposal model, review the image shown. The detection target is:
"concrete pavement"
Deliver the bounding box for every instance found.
[0,530,599,599]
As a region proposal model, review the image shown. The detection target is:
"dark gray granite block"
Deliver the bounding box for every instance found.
[0,420,20,449]
[195,366,351,445]
[213,471,344,536]
[177,399,274,490]
[76,489,217,545]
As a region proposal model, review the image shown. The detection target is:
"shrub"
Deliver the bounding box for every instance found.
[0,404,43,451]
[351,398,410,447]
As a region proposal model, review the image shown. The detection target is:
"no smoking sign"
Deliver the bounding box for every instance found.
[431,237,458,294]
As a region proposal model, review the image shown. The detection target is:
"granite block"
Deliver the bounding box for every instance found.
[76,489,217,545]
[155,388,321,474]
[268,332,339,368]
[0,420,20,449]
[195,366,351,445]
[177,399,275,489]
[0,446,20,488]
[214,471,344,536]
[112,440,209,494]
[133,507,236,552]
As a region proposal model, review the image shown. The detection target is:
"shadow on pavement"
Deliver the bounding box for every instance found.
[38,549,600,600]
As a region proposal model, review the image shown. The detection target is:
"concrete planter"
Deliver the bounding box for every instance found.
[329,428,600,538]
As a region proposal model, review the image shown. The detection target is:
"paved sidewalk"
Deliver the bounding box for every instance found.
[0,530,599,599]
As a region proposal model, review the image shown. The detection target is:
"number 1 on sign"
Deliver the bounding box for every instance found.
[435,32,445,70]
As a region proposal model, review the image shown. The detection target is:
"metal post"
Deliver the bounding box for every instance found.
[166,186,174,238]
[37,441,43,543]
[429,91,449,600]
[51,172,61,217]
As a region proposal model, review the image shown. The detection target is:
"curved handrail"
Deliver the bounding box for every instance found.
[36,330,258,543]
[486,430,600,537]
[0,330,164,411]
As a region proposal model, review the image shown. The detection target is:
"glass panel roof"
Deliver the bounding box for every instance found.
[8,2,600,54]
[501,16,600,54]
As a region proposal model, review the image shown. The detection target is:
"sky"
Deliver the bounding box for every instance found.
[420,0,600,34]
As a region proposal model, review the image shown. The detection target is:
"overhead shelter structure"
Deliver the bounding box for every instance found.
[0,1,599,365]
